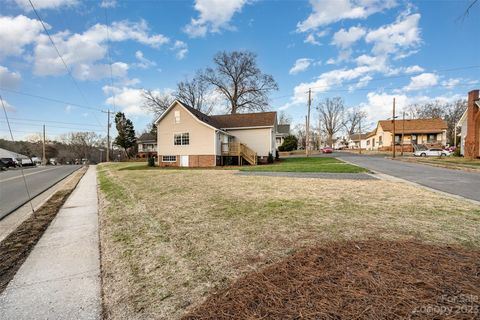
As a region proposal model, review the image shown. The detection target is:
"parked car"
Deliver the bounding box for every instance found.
[21,158,35,166]
[0,160,7,171]
[321,147,334,154]
[414,148,451,157]
[0,157,17,168]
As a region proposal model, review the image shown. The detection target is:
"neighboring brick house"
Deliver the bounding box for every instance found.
[137,132,157,158]
[458,90,480,159]
[365,118,448,152]
[154,100,277,167]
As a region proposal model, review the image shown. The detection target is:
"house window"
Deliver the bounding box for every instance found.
[174,133,190,145]
[174,111,180,124]
[428,134,436,143]
[366,140,370,146]
[162,155,176,162]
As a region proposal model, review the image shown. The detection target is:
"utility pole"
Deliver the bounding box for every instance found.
[42,124,46,165]
[306,88,311,156]
[401,111,405,156]
[358,120,362,155]
[392,98,396,159]
[102,109,112,162]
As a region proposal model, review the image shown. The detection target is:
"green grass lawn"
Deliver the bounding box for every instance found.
[240,157,368,173]
[119,157,367,173]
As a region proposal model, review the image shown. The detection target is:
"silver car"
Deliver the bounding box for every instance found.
[414,148,451,157]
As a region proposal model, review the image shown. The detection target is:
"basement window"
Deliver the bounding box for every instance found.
[162,155,176,162]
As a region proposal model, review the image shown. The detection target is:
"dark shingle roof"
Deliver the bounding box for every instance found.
[178,101,277,129]
[137,132,156,142]
[277,124,290,134]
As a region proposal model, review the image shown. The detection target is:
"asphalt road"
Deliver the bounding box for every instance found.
[0,165,81,219]
[334,152,480,202]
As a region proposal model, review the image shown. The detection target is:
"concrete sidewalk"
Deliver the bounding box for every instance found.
[0,166,101,320]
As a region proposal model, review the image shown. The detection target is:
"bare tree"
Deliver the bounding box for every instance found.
[445,99,467,145]
[343,108,367,135]
[142,90,175,119]
[294,123,306,149]
[176,73,214,115]
[317,97,345,147]
[278,111,292,125]
[202,51,278,114]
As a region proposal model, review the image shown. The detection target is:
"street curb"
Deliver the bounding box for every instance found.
[368,169,480,206]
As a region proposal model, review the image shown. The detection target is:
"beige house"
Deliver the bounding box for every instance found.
[155,100,277,167]
[365,118,448,151]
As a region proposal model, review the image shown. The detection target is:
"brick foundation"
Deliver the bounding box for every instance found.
[158,155,215,167]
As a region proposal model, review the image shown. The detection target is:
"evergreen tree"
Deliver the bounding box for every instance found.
[114,112,136,157]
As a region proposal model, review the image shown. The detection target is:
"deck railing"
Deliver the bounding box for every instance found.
[221,142,257,165]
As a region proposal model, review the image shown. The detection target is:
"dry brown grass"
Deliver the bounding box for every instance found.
[97,163,480,320]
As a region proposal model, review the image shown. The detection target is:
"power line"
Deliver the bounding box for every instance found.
[0,120,106,132]
[0,117,104,127]
[28,0,90,107]
[0,87,102,112]
[307,65,480,92]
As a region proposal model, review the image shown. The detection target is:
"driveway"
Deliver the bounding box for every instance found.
[334,152,480,202]
[0,165,81,219]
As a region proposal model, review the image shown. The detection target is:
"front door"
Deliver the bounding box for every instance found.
[180,155,189,167]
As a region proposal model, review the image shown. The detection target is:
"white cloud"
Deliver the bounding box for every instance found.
[442,78,461,89]
[359,91,464,124]
[33,20,168,80]
[104,86,174,116]
[289,58,313,75]
[100,0,116,8]
[64,105,74,113]
[172,40,188,60]
[331,25,366,48]
[404,65,424,74]
[134,50,156,69]
[0,15,44,59]
[73,62,129,81]
[184,0,249,37]
[365,12,421,58]
[0,65,22,89]
[404,72,438,91]
[304,33,321,45]
[297,0,396,32]
[0,98,16,112]
[14,0,78,11]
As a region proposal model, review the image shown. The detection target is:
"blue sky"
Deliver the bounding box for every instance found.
[0,0,479,140]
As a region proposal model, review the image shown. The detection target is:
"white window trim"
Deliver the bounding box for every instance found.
[162,155,177,162]
[173,132,190,146]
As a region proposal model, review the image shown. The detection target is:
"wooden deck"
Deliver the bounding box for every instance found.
[221,143,257,165]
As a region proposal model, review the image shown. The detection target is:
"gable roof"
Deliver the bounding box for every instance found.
[156,100,277,130]
[378,118,447,134]
[137,132,156,142]
[277,124,290,134]
[210,112,277,129]
[349,133,368,141]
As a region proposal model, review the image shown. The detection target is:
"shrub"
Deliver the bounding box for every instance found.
[453,148,461,157]
[278,145,285,152]
[267,152,274,164]
[280,135,298,152]
[147,156,155,167]
[275,150,279,160]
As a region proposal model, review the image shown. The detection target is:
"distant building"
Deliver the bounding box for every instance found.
[457,90,480,158]
[365,118,447,152]
[275,124,290,148]
[137,132,157,158]
[347,133,368,149]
